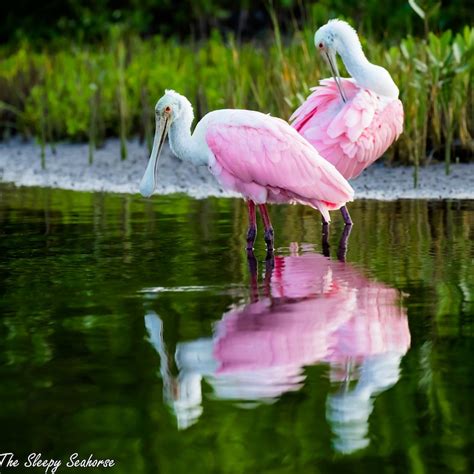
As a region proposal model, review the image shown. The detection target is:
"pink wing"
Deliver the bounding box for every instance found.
[205,111,354,222]
[290,78,404,180]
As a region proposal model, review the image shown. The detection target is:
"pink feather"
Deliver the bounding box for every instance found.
[213,252,410,377]
[291,78,404,179]
[205,111,354,222]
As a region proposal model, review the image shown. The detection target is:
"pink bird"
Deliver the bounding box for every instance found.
[139,90,354,250]
[290,20,404,225]
[144,247,410,439]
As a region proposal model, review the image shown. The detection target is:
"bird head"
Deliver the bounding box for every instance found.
[314,20,360,103]
[139,90,193,198]
[154,90,193,124]
[315,19,360,55]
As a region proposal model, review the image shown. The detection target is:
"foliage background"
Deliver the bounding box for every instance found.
[0,1,473,168]
[2,0,472,43]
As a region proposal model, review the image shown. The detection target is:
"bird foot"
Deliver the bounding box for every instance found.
[264,228,274,251]
[246,226,257,250]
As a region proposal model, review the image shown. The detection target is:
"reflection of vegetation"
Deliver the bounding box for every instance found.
[0,184,472,473]
[1,26,473,169]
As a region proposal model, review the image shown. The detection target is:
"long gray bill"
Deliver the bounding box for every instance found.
[139,117,169,197]
[326,52,347,103]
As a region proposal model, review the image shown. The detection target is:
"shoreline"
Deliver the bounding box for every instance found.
[1,138,473,200]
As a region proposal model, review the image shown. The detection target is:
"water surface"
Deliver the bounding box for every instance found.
[0,184,473,473]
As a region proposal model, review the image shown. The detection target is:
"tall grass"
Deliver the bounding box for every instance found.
[0,26,472,169]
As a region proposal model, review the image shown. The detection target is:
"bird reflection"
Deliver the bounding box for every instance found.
[145,232,410,454]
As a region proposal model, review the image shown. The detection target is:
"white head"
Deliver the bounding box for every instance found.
[314,19,362,59]
[326,352,404,454]
[314,20,361,102]
[314,19,399,100]
[139,90,194,197]
[154,90,194,125]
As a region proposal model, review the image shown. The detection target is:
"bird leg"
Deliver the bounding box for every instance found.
[258,204,274,251]
[246,249,274,301]
[262,251,275,297]
[337,224,352,262]
[322,222,330,257]
[246,249,259,302]
[340,206,353,226]
[246,200,257,250]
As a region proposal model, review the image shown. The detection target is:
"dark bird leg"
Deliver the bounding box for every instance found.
[262,251,275,297]
[246,249,259,302]
[246,249,274,301]
[337,224,352,262]
[246,200,257,250]
[322,222,330,257]
[258,204,274,251]
[340,206,353,226]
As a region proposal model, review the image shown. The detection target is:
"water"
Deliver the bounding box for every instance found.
[0,184,473,474]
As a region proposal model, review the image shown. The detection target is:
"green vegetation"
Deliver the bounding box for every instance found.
[1,25,473,169]
[1,0,473,172]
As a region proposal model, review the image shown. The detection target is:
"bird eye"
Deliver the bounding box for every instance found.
[319,43,323,48]
[165,106,171,113]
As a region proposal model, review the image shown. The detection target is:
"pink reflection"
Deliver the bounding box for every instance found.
[145,246,410,453]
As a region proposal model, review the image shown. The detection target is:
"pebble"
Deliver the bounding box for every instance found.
[1,138,473,200]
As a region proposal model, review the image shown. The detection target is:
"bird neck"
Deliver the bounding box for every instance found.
[337,41,371,85]
[169,116,192,158]
[168,107,206,166]
[337,42,399,98]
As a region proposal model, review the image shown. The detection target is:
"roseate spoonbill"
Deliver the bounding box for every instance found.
[144,245,410,438]
[290,19,404,225]
[139,90,354,250]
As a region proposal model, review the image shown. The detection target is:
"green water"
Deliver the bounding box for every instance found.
[0,184,473,474]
